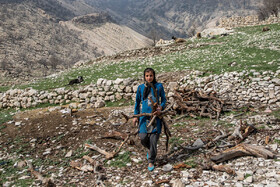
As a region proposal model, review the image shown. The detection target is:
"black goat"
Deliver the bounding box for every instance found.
[68,76,84,85]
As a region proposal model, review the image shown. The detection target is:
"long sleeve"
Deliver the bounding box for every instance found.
[134,85,141,115]
[159,84,166,109]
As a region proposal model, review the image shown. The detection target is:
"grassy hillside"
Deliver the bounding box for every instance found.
[0,23,279,92]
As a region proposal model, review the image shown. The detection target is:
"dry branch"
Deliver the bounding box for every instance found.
[211,143,275,163]
[212,164,236,175]
[172,89,232,119]
[101,131,128,140]
[85,131,134,160]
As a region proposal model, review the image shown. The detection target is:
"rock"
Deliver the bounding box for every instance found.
[95,100,105,108]
[170,179,184,187]
[244,176,253,183]
[106,80,113,86]
[18,176,30,180]
[125,86,132,93]
[236,171,244,181]
[65,150,73,157]
[272,78,280,85]
[133,85,138,93]
[15,121,22,126]
[270,144,278,151]
[81,165,94,172]
[97,78,104,86]
[3,181,12,187]
[114,78,124,85]
[16,161,27,168]
[162,164,173,172]
[266,182,279,187]
[131,158,141,163]
[192,138,204,147]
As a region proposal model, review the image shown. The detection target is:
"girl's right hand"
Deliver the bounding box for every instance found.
[133,117,138,126]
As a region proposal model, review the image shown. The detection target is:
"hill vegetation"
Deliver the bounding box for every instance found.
[1,23,278,92]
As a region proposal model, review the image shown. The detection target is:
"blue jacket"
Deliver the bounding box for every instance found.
[134,82,166,134]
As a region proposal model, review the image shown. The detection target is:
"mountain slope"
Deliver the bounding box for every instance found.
[0,1,152,84]
[61,14,153,56]
[78,0,263,38]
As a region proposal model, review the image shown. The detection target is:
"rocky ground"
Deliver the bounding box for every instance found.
[0,102,279,186]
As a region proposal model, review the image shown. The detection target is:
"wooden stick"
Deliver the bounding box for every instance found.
[211,143,275,163]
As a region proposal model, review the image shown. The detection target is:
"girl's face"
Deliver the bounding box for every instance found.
[145,71,154,83]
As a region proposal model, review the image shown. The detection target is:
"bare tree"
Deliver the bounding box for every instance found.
[188,22,198,37]
[257,7,270,21]
[258,0,280,20]
[0,59,8,70]
[49,55,61,70]
[265,0,280,17]
[149,28,158,46]
[38,58,49,76]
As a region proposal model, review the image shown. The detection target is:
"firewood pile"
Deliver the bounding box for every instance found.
[171,88,233,119]
[167,119,277,175]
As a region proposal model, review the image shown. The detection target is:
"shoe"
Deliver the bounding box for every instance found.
[148,164,155,171]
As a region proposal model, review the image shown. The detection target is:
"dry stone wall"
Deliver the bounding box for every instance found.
[219,15,280,28]
[1,70,279,110]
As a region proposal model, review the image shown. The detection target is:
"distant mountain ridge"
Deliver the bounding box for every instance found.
[62,0,263,38]
[0,0,152,84]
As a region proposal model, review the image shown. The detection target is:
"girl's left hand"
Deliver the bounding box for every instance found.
[153,106,162,116]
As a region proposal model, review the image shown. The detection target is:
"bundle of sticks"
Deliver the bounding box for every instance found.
[171,88,232,119]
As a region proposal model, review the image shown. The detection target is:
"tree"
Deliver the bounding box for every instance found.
[188,22,198,37]
[149,28,158,46]
[257,7,270,21]
[49,55,61,70]
[258,0,280,20]
[264,0,280,17]
[0,59,8,71]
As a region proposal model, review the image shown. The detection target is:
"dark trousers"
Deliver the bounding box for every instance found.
[139,133,160,164]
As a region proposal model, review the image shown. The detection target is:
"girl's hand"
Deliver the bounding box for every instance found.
[133,117,139,126]
[153,106,162,116]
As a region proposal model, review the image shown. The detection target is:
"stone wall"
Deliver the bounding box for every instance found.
[1,70,279,110]
[219,15,280,28]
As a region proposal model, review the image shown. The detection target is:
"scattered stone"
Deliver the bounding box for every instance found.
[162,164,173,172]
[65,150,73,158]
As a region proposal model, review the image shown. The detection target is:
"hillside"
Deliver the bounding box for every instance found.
[0,1,153,86]
[60,13,153,56]
[0,23,280,187]
[1,23,277,92]
[79,0,263,38]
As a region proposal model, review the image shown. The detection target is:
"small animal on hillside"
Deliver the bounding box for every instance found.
[196,32,201,39]
[262,26,270,32]
[68,76,84,85]
[172,36,186,43]
[220,33,229,37]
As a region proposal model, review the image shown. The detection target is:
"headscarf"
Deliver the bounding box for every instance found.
[143,68,157,100]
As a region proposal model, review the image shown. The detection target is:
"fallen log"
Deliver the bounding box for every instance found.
[85,131,135,160]
[212,164,235,175]
[155,179,170,185]
[211,143,276,164]
[85,144,115,160]
[101,131,128,140]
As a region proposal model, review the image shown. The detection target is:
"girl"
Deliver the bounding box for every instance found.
[133,68,166,171]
